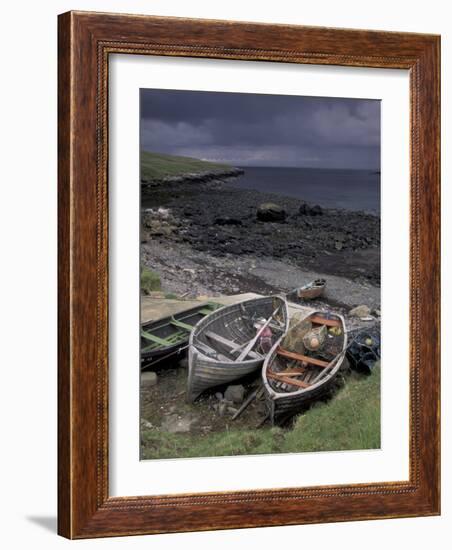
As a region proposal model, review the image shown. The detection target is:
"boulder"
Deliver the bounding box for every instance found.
[298,202,309,215]
[310,204,323,216]
[141,371,157,387]
[256,203,286,222]
[299,201,323,216]
[349,305,372,318]
[224,384,245,404]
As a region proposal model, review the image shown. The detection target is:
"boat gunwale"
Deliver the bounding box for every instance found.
[141,301,221,332]
[189,295,289,366]
[262,310,347,401]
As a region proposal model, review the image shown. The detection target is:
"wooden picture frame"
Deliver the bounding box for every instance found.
[58,11,440,539]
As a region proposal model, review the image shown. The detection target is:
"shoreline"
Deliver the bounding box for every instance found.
[142,171,380,218]
[141,167,244,189]
[141,177,381,287]
[141,239,380,312]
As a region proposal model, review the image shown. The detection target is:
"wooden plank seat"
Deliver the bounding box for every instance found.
[267,370,310,389]
[196,341,232,362]
[198,308,216,315]
[170,317,194,331]
[205,331,262,360]
[276,347,330,368]
[274,369,307,376]
[141,331,171,346]
[310,315,341,328]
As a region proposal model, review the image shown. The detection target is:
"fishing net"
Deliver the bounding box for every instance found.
[303,324,327,351]
[346,327,381,374]
[281,313,312,355]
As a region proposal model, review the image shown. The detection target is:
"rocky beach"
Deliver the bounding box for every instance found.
[141,173,380,312]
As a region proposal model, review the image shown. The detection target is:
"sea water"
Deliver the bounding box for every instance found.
[233,166,380,214]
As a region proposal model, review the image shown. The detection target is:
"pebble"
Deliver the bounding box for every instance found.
[140,419,154,429]
[141,371,158,387]
[225,385,245,404]
[349,305,371,318]
[161,414,194,433]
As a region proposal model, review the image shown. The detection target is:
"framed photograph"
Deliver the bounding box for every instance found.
[58,11,440,538]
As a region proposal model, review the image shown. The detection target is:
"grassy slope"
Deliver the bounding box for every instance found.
[141,364,381,460]
[141,150,232,181]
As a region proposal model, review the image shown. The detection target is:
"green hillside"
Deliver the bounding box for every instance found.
[141,151,232,181]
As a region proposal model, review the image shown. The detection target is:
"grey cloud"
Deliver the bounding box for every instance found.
[140,89,380,169]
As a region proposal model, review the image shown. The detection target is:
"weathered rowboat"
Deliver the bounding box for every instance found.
[187,296,289,402]
[262,310,347,424]
[287,278,326,301]
[141,302,222,369]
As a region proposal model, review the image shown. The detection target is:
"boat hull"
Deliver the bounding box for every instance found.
[187,296,288,402]
[286,279,326,302]
[141,302,221,370]
[187,349,263,402]
[262,311,347,423]
[298,286,324,299]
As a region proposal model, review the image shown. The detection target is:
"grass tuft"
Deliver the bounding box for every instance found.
[140,266,161,294]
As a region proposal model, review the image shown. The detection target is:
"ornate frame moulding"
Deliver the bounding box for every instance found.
[58,11,440,538]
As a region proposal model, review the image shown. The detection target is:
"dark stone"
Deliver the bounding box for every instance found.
[224,385,245,404]
[298,202,309,215]
[256,203,286,222]
[310,204,323,216]
[214,216,242,226]
[299,201,323,216]
[224,243,245,255]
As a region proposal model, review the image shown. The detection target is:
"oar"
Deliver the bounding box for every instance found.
[230,339,249,354]
[236,305,282,362]
[231,386,264,420]
[256,412,270,428]
[309,343,349,385]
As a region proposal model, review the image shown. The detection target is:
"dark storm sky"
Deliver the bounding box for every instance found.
[140,89,380,170]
